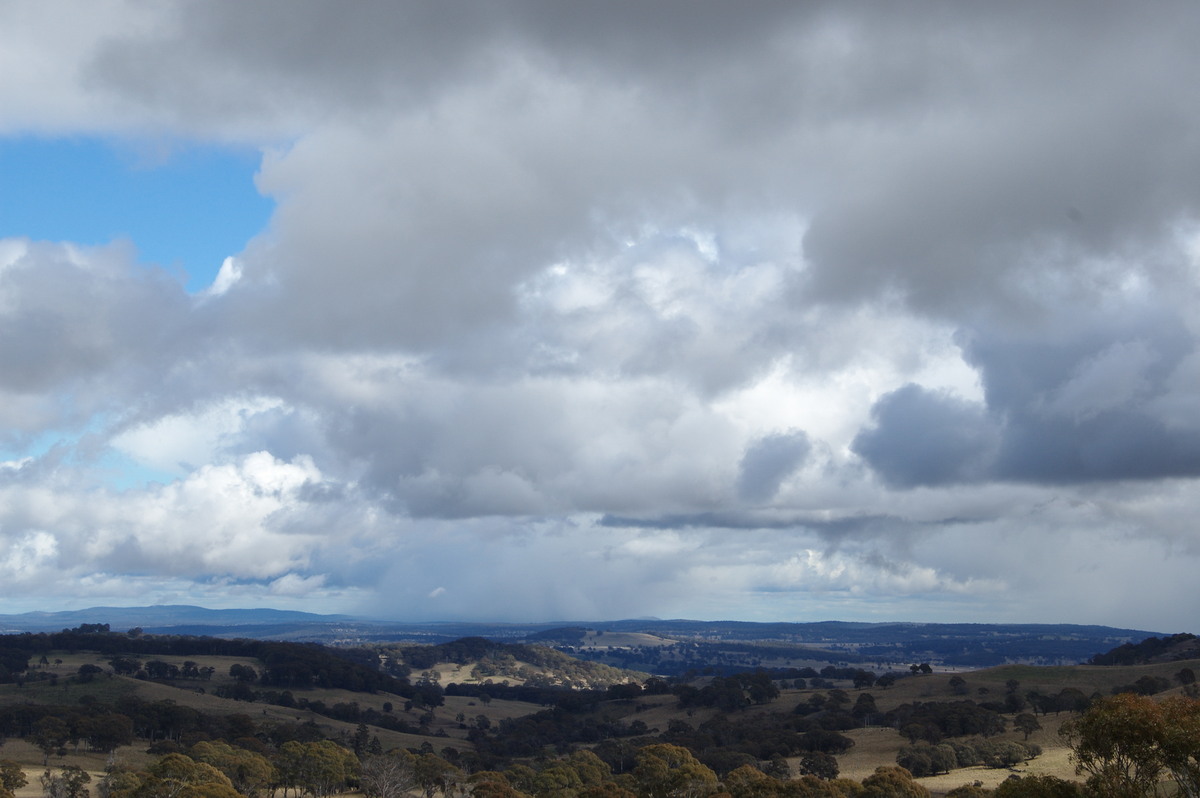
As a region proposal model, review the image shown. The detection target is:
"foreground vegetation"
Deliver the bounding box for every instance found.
[0,627,1196,798]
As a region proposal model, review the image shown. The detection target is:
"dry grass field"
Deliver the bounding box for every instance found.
[578,632,675,650]
[831,713,1078,794]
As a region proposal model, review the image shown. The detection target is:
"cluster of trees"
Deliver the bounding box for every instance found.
[896,738,1042,777]
[0,694,353,762]
[674,673,781,711]
[887,701,1009,743]
[0,703,137,762]
[461,685,857,776]
[361,743,928,798]
[89,739,358,798]
[2,630,414,696]
[6,734,939,798]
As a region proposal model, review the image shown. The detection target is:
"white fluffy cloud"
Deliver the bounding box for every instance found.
[1,2,1200,630]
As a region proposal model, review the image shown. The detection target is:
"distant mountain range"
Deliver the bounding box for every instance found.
[0,605,1165,668]
[0,605,353,633]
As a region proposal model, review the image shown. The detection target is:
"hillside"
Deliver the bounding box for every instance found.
[1087,632,1200,665]
[372,636,646,690]
[2,625,1198,798]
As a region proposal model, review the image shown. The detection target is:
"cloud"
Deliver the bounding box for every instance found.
[853,385,999,488]
[111,396,287,476]
[2,3,1200,629]
[854,303,1200,488]
[737,431,812,503]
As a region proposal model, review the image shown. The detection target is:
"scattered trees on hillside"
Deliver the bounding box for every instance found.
[1089,634,1198,666]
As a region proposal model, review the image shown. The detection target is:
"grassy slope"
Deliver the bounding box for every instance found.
[811,661,1200,795]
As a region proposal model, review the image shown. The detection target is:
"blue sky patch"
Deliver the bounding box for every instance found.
[0,137,273,292]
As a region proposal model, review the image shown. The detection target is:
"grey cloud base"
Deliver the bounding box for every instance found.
[855,308,1200,488]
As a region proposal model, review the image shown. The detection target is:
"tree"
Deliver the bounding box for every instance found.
[31,717,70,765]
[945,786,989,798]
[576,785,637,798]
[1158,696,1200,798]
[1055,688,1091,715]
[721,765,777,798]
[0,762,27,795]
[276,741,357,798]
[229,664,258,684]
[144,661,180,680]
[359,754,418,798]
[531,765,582,798]
[145,753,241,798]
[853,693,879,724]
[992,775,1084,798]
[80,713,134,753]
[853,671,876,690]
[190,741,275,797]
[411,753,461,798]
[1015,713,1042,741]
[76,664,104,683]
[797,752,839,780]
[97,769,145,798]
[897,744,956,778]
[109,657,141,675]
[895,747,932,778]
[1060,693,1164,798]
[352,724,371,756]
[567,751,613,788]
[40,767,90,798]
[977,741,1037,769]
[861,766,929,798]
[632,744,718,798]
[472,775,530,798]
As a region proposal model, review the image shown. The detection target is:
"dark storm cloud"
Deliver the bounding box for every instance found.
[969,308,1200,483]
[737,431,811,502]
[856,308,1200,487]
[0,242,187,391]
[852,385,998,488]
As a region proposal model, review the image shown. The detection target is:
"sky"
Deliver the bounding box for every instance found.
[2,2,1200,631]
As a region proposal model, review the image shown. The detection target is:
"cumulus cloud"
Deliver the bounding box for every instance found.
[2,2,1200,629]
